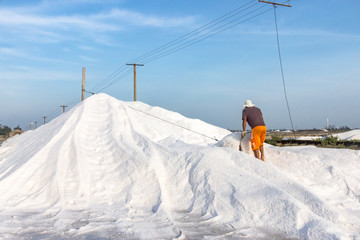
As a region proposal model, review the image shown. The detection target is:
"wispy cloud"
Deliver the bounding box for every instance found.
[79,55,100,62]
[97,9,196,28]
[282,29,360,40]
[0,4,196,48]
[0,68,79,82]
[78,45,103,52]
[0,9,120,31]
[0,48,24,57]
[0,65,32,71]
[0,6,195,30]
[0,48,78,64]
[236,26,360,40]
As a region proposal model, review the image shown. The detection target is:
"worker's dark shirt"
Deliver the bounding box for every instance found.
[242,107,266,129]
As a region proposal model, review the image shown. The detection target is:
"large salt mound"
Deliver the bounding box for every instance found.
[0,93,359,239]
[334,129,360,140]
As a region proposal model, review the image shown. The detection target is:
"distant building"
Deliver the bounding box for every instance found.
[325,118,336,130]
[9,129,23,137]
[326,125,337,130]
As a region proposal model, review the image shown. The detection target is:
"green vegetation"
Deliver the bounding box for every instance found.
[266,134,360,150]
[0,124,12,136]
[318,135,357,149]
[320,136,339,147]
[265,135,283,146]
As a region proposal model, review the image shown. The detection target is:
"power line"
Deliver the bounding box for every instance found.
[134,3,268,64]
[128,0,258,64]
[89,1,296,94]
[273,5,296,137]
[89,64,128,93]
[128,106,219,142]
[85,90,95,95]
[143,6,272,65]
[91,2,273,92]
[257,0,295,135]
[31,1,287,128]
[95,69,134,93]
[89,2,263,93]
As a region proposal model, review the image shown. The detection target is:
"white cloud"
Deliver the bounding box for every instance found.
[236,26,360,40]
[0,50,78,64]
[0,5,195,48]
[98,9,196,28]
[40,0,124,7]
[271,28,360,40]
[0,9,120,31]
[0,65,32,71]
[78,45,103,52]
[0,68,78,82]
[0,48,24,56]
[79,55,100,62]
[0,6,195,31]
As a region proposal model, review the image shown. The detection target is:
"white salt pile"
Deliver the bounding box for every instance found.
[334,130,360,140]
[0,93,359,239]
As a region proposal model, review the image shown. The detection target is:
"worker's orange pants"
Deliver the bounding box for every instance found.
[251,125,267,151]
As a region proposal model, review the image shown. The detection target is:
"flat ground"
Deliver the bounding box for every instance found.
[267,129,349,139]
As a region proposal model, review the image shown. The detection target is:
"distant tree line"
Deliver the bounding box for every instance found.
[0,124,22,135]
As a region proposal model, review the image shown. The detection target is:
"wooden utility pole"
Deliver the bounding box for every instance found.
[82,67,86,101]
[126,63,144,101]
[60,105,68,113]
[258,0,292,7]
[43,116,46,125]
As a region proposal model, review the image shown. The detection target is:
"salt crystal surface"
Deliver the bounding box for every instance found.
[0,93,359,239]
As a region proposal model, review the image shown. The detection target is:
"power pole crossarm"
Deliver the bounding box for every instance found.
[258,0,292,7]
[126,63,144,101]
[60,105,68,113]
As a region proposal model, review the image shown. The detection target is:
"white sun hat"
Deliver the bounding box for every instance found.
[244,100,255,107]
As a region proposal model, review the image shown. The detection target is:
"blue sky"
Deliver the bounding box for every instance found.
[1,0,359,131]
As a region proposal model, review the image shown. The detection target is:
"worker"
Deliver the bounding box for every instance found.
[241,100,267,161]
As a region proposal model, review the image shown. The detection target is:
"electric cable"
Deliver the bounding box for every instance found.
[89,64,128,93]
[143,6,272,65]
[95,69,134,93]
[135,3,268,64]
[91,3,272,92]
[32,1,289,128]
[128,106,219,142]
[129,0,258,64]
[91,0,263,92]
[273,5,296,137]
